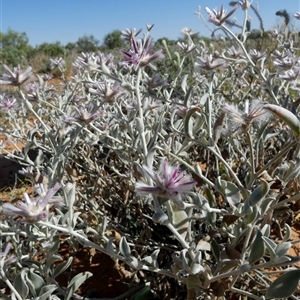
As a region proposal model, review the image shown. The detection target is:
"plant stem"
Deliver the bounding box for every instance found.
[20,92,50,133]
[241,224,254,261]
[0,271,23,300]
[246,131,256,189]
[165,220,195,261]
[230,287,263,300]
[135,68,148,159]
[221,24,279,104]
[254,140,297,179]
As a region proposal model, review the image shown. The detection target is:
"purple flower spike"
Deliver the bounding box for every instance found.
[136,159,196,209]
[2,182,62,223]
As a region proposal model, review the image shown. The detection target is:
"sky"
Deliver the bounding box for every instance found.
[1,0,300,47]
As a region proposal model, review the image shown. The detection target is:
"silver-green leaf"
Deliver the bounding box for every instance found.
[266,269,300,299]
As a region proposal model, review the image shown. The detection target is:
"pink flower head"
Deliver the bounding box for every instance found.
[0,94,19,112]
[222,99,269,134]
[121,28,142,42]
[278,68,300,81]
[88,81,127,104]
[294,12,300,20]
[195,54,226,71]
[136,159,196,209]
[205,5,238,26]
[0,64,33,86]
[120,35,164,70]
[50,57,66,70]
[63,103,105,125]
[2,182,62,223]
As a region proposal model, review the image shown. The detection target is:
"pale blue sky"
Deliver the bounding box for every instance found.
[1,0,300,46]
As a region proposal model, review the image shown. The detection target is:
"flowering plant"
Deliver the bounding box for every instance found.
[0,2,299,299]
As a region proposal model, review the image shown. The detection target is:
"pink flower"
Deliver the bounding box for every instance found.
[120,36,164,70]
[63,103,104,125]
[278,68,300,81]
[2,182,62,223]
[0,94,19,112]
[0,64,33,86]
[121,28,142,42]
[50,57,66,70]
[195,54,226,71]
[222,99,269,134]
[136,159,196,209]
[294,12,300,20]
[205,5,238,26]
[88,81,126,104]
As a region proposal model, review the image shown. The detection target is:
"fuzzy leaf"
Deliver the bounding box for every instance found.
[53,257,73,279]
[106,237,116,257]
[248,230,265,264]
[275,242,292,258]
[126,256,142,269]
[120,236,131,258]
[47,235,61,258]
[167,203,189,239]
[184,107,201,139]
[216,178,241,206]
[200,93,209,106]
[181,74,188,94]
[180,249,190,271]
[264,104,300,136]
[65,183,76,209]
[135,117,144,134]
[38,285,58,300]
[204,187,216,208]
[282,223,291,242]
[145,147,156,169]
[282,158,300,184]
[184,86,194,106]
[26,269,45,296]
[211,239,220,261]
[262,236,277,261]
[261,224,270,237]
[151,249,160,269]
[247,180,269,207]
[65,271,93,300]
[246,205,258,224]
[14,269,29,299]
[266,269,300,299]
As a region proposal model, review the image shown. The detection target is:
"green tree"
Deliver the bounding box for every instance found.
[75,35,100,53]
[34,41,65,57]
[65,42,77,52]
[0,28,32,67]
[156,37,176,46]
[28,41,65,73]
[103,30,125,49]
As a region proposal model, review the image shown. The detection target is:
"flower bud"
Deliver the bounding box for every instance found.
[152,211,169,224]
